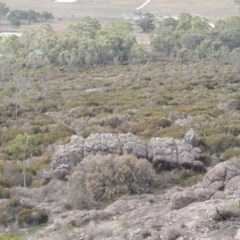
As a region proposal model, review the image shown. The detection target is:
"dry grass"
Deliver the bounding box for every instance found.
[3,0,239,32]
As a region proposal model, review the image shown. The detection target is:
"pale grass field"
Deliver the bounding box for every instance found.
[1,0,239,34]
[5,0,239,21]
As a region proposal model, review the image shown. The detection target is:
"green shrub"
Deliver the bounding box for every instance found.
[1,129,24,144]
[36,125,74,145]
[81,154,156,201]
[203,134,240,154]
[87,100,100,107]
[156,95,173,105]
[180,169,202,187]
[153,118,171,128]
[17,208,48,228]
[222,147,240,160]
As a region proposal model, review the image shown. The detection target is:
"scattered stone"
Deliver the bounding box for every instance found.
[184,128,200,147]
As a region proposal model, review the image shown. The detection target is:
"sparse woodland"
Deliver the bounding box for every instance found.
[1,1,240,238]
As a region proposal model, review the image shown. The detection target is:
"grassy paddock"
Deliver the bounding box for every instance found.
[3,0,239,25]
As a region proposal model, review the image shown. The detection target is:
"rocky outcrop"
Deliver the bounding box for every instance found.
[51,130,205,173]
[8,160,240,240]
[119,133,148,159]
[22,189,240,240]
[201,161,240,191]
[52,164,70,181]
[52,135,85,170]
[84,133,122,156]
[148,137,204,171]
[169,161,240,211]
[169,187,219,210]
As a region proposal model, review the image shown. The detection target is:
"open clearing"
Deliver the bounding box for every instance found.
[5,0,239,21]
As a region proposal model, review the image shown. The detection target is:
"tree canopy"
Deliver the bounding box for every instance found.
[0,14,240,68]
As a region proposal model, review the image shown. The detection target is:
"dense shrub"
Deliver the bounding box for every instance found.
[17,208,48,228]
[222,147,240,160]
[203,134,240,154]
[78,154,156,201]
[0,198,21,227]
[66,170,99,210]
[0,177,14,188]
[154,118,171,128]
[36,125,74,145]
[180,169,202,187]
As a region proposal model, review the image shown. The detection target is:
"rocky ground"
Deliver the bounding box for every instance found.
[5,160,240,240]
[2,130,240,240]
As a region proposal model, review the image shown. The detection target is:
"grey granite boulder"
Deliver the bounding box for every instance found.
[52,135,85,170]
[51,132,207,174]
[184,128,200,147]
[225,175,240,194]
[201,161,240,191]
[52,165,70,181]
[148,137,205,171]
[148,137,179,170]
[84,133,122,156]
[119,133,148,159]
[169,188,218,210]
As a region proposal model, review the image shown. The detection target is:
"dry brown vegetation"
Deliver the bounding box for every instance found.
[0,59,239,188]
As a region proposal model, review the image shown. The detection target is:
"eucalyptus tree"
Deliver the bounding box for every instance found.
[0,2,9,20]
[215,16,240,50]
[97,20,136,64]
[4,133,36,188]
[0,35,24,81]
[0,34,23,58]
[26,10,40,24]
[136,12,155,33]
[7,10,27,26]
[151,17,179,58]
[0,80,27,123]
[41,11,54,22]
[151,13,213,60]
[130,44,149,80]
[58,17,101,66]
[21,24,58,64]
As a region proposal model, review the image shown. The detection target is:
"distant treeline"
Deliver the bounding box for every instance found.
[0,13,240,70]
[0,2,53,26]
